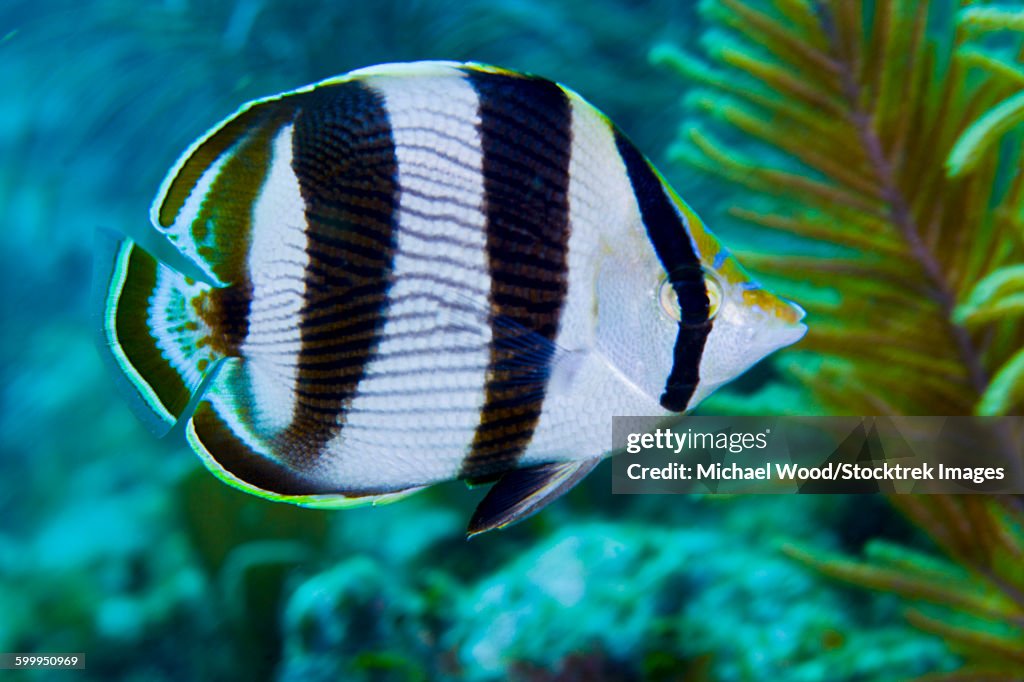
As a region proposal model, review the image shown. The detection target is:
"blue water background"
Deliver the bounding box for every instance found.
[1,1,954,680]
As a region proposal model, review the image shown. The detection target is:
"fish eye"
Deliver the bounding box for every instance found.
[705,271,723,320]
[658,268,724,322]
[659,277,682,321]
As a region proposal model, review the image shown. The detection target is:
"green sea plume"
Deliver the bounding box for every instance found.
[652,0,1024,678]
[652,0,1024,418]
[784,496,1024,680]
[947,89,1024,179]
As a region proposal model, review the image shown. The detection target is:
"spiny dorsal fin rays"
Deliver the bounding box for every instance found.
[152,61,481,242]
[152,98,296,286]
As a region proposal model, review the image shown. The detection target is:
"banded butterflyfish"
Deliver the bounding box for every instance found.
[99,61,806,535]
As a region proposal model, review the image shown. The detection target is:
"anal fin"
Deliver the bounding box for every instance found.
[186,398,426,509]
[467,457,602,537]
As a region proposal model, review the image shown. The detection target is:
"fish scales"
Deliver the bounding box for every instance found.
[462,69,574,482]
[325,71,493,487]
[100,61,807,533]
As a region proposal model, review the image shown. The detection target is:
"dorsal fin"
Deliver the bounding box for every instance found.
[151,96,296,285]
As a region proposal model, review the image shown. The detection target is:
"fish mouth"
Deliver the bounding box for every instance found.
[775,300,808,348]
[766,320,807,353]
[788,300,807,323]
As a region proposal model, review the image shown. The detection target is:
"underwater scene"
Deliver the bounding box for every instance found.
[2,0,1023,680]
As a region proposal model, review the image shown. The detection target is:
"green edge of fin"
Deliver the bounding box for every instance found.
[99,237,183,435]
[184,411,425,510]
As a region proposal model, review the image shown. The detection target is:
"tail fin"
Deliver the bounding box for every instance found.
[99,237,223,435]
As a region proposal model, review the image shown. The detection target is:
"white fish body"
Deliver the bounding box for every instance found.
[100,61,806,534]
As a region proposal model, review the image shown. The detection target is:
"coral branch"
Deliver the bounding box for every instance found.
[818,1,993,400]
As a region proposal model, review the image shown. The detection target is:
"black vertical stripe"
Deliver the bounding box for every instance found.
[193,402,342,495]
[614,130,712,412]
[203,280,253,356]
[276,81,400,468]
[461,70,574,482]
[192,402,403,498]
[186,106,294,354]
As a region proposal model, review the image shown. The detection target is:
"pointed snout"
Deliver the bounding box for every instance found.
[776,299,808,346]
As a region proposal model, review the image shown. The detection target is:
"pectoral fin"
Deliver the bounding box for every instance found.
[467,457,602,537]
